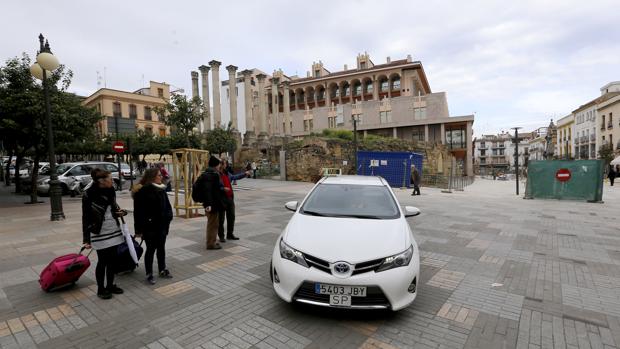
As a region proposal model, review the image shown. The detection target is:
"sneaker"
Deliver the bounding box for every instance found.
[146,275,156,285]
[107,285,124,294]
[159,270,173,279]
[97,289,112,300]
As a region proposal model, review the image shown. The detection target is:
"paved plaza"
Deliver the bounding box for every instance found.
[1,178,620,349]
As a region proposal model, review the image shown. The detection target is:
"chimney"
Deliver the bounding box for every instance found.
[406,54,412,62]
[344,64,348,70]
[307,71,310,77]
[386,56,391,63]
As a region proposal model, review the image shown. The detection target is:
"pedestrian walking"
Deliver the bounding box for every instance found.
[82,168,127,299]
[251,161,257,179]
[608,165,616,186]
[195,156,225,250]
[218,159,251,242]
[411,165,421,196]
[132,168,173,285]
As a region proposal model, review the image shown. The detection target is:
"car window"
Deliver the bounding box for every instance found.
[104,164,118,172]
[69,165,90,176]
[55,164,73,175]
[300,183,400,219]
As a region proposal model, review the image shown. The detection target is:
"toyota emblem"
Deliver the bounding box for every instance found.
[334,263,350,274]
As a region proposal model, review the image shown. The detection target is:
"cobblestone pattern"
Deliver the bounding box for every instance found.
[2,179,620,348]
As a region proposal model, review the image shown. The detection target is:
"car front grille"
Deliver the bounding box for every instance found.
[303,254,385,276]
[293,281,390,308]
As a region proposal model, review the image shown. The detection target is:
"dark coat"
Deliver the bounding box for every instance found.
[196,167,225,212]
[412,168,421,186]
[133,183,173,240]
[82,185,121,244]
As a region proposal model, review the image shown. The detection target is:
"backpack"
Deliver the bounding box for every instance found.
[191,174,206,203]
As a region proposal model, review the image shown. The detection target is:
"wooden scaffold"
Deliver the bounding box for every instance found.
[171,148,210,218]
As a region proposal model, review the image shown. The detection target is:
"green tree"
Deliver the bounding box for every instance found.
[0,54,102,202]
[204,124,237,156]
[156,94,203,148]
[598,143,615,167]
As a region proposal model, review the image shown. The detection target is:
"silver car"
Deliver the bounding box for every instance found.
[37,162,119,195]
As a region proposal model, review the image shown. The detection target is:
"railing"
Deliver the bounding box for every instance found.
[421,174,475,191]
[608,122,613,129]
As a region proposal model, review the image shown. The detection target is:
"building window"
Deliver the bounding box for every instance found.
[304,119,314,132]
[159,128,166,137]
[414,107,427,120]
[343,85,350,97]
[480,149,486,156]
[365,82,373,94]
[318,89,325,100]
[144,106,152,121]
[145,126,153,135]
[360,62,366,69]
[328,116,336,128]
[157,88,164,98]
[445,126,466,149]
[392,78,401,91]
[129,104,137,119]
[113,102,122,117]
[354,84,362,96]
[379,111,392,124]
[380,80,389,92]
[315,70,320,78]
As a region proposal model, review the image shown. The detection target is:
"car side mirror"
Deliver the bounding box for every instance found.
[404,206,421,217]
[285,201,298,212]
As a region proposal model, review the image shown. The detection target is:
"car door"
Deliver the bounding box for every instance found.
[68,165,91,187]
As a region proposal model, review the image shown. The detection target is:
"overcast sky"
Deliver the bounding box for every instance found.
[3,0,618,135]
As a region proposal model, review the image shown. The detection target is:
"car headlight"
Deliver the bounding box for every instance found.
[376,246,414,272]
[279,238,309,268]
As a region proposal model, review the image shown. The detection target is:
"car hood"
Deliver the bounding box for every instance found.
[283,213,409,263]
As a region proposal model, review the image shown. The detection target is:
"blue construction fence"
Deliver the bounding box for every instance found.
[356,151,424,188]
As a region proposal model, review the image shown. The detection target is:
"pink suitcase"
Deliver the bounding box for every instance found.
[39,247,91,292]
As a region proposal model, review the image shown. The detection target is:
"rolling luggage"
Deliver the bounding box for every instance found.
[39,247,92,292]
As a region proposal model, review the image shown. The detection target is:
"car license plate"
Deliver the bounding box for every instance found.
[315,283,367,297]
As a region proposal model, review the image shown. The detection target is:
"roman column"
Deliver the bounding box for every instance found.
[270,77,279,135]
[241,70,254,143]
[209,60,222,128]
[282,81,291,135]
[226,65,238,130]
[198,65,211,131]
[191,71,199,98]
[256,74,268,140]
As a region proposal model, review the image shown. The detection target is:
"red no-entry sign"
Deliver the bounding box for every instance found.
[556,168,571,182]
[113,141,125,153]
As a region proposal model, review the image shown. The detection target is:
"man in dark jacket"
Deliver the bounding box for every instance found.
[218,159,251,242]
[197,156,225,250]
[411,165,421,196]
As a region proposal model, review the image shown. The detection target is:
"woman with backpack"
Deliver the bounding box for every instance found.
[132,168,173,285]
[82,168,127,299]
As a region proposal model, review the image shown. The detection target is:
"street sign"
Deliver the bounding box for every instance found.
[555,168,571,182]
[113,141,125,153]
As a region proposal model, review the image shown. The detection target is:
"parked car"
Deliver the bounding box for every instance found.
[270,175,421,311]
[120,163,137,179]
[37,162,119,195]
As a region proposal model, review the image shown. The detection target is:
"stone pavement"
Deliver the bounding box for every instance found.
[1,178,620,348]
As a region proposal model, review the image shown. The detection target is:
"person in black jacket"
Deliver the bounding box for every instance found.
[82,168,127,299]
[196,156,225,250]
[132,168,173,285]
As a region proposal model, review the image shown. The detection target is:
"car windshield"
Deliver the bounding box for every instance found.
[55,164,73,175]
[121,164,130,169]
[300,183,400,219]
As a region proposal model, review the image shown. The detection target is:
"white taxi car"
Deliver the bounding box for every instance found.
[271,175,421,310]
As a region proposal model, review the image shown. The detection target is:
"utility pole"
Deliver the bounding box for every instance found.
[511,127,522,195]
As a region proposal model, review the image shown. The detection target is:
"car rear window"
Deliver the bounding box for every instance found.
[300,183,400,219]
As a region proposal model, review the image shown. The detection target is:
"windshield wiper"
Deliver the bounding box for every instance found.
[331,214,382,219]
[301,210,328,216]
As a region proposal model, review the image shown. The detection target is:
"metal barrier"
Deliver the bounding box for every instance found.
[422,174,475,190]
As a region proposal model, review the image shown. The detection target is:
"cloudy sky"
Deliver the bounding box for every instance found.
[2,0,618,135]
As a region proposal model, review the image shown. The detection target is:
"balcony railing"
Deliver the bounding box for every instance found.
[601,124,606,130]
[590,134,596,142]
[608,122,613,129]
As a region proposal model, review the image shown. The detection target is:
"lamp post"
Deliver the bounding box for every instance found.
[511,127,522,196]
[30,34,64,221]
[352,114,358,174]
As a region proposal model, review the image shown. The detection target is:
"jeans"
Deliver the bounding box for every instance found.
[95,245,117,291]
[206,211,219,247]
[144,234,167,276]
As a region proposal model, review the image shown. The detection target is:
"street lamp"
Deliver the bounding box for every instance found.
[30,34,64,220]
[352,114,359,174]
[511,127,522,196]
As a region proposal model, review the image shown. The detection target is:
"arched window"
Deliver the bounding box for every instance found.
[380,79,389,92]
[391,77,401,91]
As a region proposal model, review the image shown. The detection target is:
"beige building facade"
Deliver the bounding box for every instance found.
[82,81,171,137]
[597,93,620,154]
[207,53,475,176]
[556,114,574,159]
